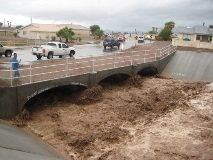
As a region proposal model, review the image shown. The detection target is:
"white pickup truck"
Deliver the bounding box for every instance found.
[32,42,75,60]
[0,43,13,57]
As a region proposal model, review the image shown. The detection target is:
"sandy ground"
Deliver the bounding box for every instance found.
[8,75,213,160]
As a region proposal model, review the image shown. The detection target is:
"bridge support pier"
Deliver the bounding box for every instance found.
[132,65,138,76]
[89,72,97,87]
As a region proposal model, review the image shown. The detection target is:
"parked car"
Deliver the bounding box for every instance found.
[0,43,13,57]
[183,38,190,41]
[103,38,120,49]
[117,36,125,42]
[32,42,75,60]
[138,36,144,43]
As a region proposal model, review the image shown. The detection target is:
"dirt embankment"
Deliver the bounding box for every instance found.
[8,76,213,160]
[177,46,213,53]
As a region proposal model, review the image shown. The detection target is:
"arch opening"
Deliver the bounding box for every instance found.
[24,85,87,112]
[138,67,158,77]
[99,73,130,86]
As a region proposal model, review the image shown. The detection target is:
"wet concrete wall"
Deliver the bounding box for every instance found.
[162,51,213,81]
[0,87,17,118]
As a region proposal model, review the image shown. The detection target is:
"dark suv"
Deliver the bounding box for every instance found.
[103,38,120,49]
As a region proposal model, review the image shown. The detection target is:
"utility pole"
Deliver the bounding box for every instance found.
[4,18,6,36]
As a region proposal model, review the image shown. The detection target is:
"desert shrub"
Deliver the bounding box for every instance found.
[51,36,56,41]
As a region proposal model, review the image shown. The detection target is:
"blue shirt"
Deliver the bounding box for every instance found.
[12,57,19,70]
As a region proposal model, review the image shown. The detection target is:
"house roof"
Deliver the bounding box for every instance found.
[174,26,213,35]
[0,27,16,32]
[19,23,90,32]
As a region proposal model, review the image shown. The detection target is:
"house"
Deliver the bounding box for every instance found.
[18,23,90,40]
[0,27,17,36]
[172,25,213,49]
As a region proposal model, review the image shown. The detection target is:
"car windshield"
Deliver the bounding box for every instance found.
[104,39,111,42]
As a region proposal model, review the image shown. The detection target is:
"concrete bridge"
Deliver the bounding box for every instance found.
[0,44,176,119]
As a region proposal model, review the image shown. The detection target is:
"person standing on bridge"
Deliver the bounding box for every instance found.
[12,53,21,77]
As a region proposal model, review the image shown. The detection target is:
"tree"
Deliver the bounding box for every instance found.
[149,26,158,34]
[149,30,157,34]
[16,25,23,29]
[51,36,56,41]
[152,27,155,31]
[0,22,3,27]
[158,28,172,41]
[158,21,175,41]
[56,27,75,43]
[14,32,18,37]
[94,29,104,39]
[90,25,100,35]
[165,21,175,30]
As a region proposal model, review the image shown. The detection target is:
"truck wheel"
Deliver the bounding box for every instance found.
[36,55,42,60]
[59,55,62,58]
[69,51,75,57]
[104,46,106,50]
[5,50,12,57]
[118,45,120,49]
[47,53,53,59]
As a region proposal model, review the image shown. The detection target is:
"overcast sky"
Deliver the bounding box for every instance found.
[0,0,213,33]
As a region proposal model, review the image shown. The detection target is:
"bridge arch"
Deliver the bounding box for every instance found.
[99,73,131,84]
[26,82,88,102]
[15,75,91,119]
[96,67,132,84]
[24,84,87,111]
[138,66,158,76]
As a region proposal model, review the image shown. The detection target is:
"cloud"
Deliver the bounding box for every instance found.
[0,0,212,32]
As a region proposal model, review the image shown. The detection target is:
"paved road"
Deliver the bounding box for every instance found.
[0,120,66,160]
[12,39,149,62]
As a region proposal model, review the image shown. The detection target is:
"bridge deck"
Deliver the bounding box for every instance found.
[0,41,177,119]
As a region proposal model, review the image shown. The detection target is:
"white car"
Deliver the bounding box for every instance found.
[138,36,144,43]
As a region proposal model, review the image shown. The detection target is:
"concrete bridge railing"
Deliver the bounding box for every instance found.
[0,44,176,119]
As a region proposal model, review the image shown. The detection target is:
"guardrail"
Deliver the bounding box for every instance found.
[0,45,177,87]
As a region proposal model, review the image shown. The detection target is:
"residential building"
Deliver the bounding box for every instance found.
[0,27,17,36]
[172,25,213,49]
[18,23,90,40]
